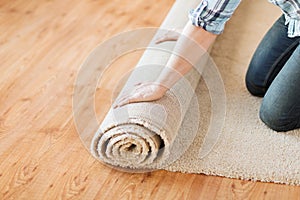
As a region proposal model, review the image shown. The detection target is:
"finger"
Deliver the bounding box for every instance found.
[115,99,130,108]
[156,37,178,44]
[115,97,135,108]
[116,86,138,101]
[114,92,141,108]
[116,92,146,108]
[155,37,165,44]
[134,82,142,86]
[114,94,128,104]
[113,94,131,108]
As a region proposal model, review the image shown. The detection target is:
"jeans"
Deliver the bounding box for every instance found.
[245,15,300,132]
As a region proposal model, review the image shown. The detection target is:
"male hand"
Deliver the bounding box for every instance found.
[155,28,182,44]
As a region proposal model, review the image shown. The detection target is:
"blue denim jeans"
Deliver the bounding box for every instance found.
[245,15,300,132]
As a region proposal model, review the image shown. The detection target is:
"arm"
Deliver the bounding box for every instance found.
[114,0,241,108]
[113,23,216,108]
[155,22,217,92]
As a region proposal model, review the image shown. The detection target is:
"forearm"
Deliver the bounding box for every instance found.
[156,22,217,90]
[114,0,241,107]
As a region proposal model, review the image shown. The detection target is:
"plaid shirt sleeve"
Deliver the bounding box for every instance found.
[269,0,300,37]
[188,0,242,34]
[189,0,300,37]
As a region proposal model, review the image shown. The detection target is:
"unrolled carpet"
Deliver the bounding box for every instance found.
[90,0,300,185]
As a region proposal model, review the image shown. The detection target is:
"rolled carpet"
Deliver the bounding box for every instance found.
[90,0,204,171]
[91,59,205,170]
[81,0,300,185]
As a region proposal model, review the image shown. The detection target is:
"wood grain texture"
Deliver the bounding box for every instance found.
[0,0,300,199]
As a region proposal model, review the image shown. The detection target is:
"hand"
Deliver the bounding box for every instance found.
[113,82,168,108]
[155,28,182,44]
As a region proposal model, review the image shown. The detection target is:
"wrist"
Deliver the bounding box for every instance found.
[183,22,217,51]
[153,81,170,93]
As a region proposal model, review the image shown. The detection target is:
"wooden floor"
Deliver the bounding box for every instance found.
[1,0,300,199]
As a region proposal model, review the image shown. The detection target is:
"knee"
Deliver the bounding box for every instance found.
[245,77,266,97]
[245,63,267,97]
[259,103,295,132]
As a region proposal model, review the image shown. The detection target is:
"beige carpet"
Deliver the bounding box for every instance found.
[88,0,300,185]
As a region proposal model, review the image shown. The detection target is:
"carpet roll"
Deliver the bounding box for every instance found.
[92,124,162,168]
[91,66,202,170]
[90,0,203,170]
[84,0,300,185]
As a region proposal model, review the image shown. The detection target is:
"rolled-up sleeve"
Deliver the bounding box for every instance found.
[268,0,300,38]
[188,0,242,34]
